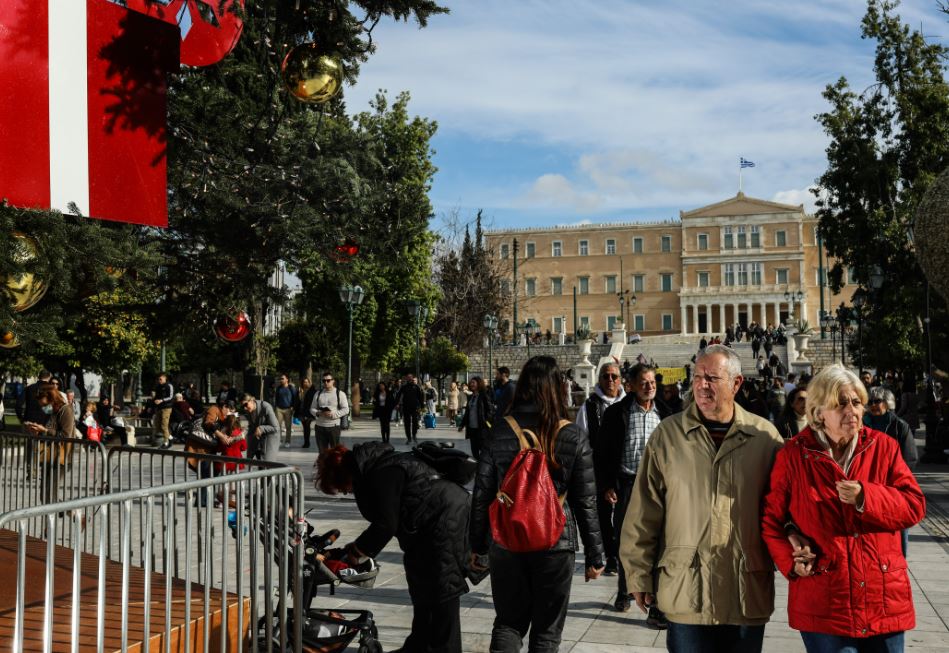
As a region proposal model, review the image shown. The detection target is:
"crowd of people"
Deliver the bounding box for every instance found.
[6,347,937,653]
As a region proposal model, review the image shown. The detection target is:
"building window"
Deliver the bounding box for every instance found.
[633,237,644,253]
[737,226,747,249]
[697,233,709,251]
[847,267,858,284]
[750,225,760,248]
[776,268,789,285]
[775,230,786,247]
[661,235,672,252]
[500,279,510,295]
[662,314,674,331]
[751,262,762,285]
[580,316,590,330]
[606,239,616,255]
[738,263,748,286]
[724,263,735,286]
[724,227,734,250]
[697,271,710,287]
[605,275,617,294]
[553,316,564,333]
[552,241,562,257]
[551,277,563,295]
[607,315,618,331]
[525,278,536,296]
[578,276,589,295]
[525,242,535,258]
[579,240,589,256]
[660,273,673,292]
[633,274,645,293]
[500,243,509,259]
[634,314,645,331]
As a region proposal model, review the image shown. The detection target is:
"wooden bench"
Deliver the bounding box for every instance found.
[0,529,250,652]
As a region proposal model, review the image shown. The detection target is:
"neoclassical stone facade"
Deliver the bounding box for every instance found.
[486,193,856,337]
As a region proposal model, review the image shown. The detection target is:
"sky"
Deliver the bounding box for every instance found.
[344,0,949,231]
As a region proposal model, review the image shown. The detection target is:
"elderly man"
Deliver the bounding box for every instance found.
[577,362,626,577]
[620,344,783,652]
[597,363,670,620]
[241,393,280,462]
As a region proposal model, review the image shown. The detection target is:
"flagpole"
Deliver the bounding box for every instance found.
[739,160,743,194]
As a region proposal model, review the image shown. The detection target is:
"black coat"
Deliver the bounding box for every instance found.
[470,405,604,568]
[396,382,425,413]
[371,389,396,420]
[865,411,918,471]
[351,442,470,605]
[594,393,672,492]
[459,391,494,431]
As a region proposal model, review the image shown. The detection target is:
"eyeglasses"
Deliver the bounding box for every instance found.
[322,378,333,383]
[835,398,863,409]
[868,398,885,405]
[600,373,620,381]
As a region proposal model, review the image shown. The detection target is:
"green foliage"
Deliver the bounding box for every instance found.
[421,336,469,380]
[814,0,949,372]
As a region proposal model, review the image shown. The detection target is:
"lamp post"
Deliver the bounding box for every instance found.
[629,293,637,331]
[820,312,832,361]
[483,314,498,379]
[852,289,867,371]
[405,300,429,380]
[783,289,804,326]
[339,284,365,405]
[618,292,626,327]
[524,320,538,358]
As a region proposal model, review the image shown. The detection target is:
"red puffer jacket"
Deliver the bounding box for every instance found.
[761,426,925,638]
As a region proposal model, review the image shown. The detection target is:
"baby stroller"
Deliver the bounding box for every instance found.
[257,521,383,653]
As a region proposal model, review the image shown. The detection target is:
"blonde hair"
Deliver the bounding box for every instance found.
[805,364,868,432]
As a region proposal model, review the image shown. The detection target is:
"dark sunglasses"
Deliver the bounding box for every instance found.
[322,378,333,383]
[868,398,885,405]
[600,373,620,380]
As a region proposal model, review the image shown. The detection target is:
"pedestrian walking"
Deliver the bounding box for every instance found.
[457,376,494,460]
[241,394,280,462]
[272,373,297,448]
[372,381,396,443]
[762,365,925,653]
[151,372,174,449]
[297,377,316,448]
[596,363,669,623]
[446,381,460,424]
[470,356,604,652]
[620,345,783,652]
[309,372,350,451]
[395,374,424,444]
[576,362,626,578]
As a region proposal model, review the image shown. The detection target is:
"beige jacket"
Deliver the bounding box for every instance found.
[620,402,783,626]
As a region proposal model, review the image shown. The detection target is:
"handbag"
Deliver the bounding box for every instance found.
[86,425,103,442]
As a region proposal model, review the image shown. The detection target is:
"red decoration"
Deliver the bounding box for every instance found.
[214,311,252,343]
[0,0,244,228]
[331,239,361,263]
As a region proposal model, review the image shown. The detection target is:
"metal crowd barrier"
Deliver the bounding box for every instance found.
[0,431,306,653]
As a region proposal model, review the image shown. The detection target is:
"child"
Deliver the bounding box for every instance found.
[216,414,247,473]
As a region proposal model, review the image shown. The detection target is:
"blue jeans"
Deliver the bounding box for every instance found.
[801,631,904,653]
[666,623,765,653]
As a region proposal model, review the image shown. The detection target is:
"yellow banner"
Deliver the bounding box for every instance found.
[656,367,687,384]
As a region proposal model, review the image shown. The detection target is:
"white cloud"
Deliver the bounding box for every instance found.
[772,187,819,215]
[522,174,601,211]
[344,0,947,218]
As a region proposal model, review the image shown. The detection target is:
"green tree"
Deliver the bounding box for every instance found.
[814,0,949,373]
[420,336,469,399]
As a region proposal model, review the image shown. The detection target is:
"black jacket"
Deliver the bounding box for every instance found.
[460,391,494,431]
[595,394,672,492]
[470,405,604,568]
[371,389,397,420]
[396,382,425,413]
[18,380,47,423]
[351,442,470,604]
[865,411,918,471]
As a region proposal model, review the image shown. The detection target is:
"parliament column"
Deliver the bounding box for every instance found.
[680,304,688,336]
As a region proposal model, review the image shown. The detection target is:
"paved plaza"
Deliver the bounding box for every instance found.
[264,416,949,653]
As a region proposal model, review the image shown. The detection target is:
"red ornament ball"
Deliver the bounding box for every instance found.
[331,239,360,263]
[214,312,252,343]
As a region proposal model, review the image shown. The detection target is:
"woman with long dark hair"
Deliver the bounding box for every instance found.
[371,381,396,443]
[470,356,604,652]
[775,386,809,439]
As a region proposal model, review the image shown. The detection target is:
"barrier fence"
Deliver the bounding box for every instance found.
[0,430,305,653]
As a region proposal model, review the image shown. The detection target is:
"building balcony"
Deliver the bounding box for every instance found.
[680,283,803,297]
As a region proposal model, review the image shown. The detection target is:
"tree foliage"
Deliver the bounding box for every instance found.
[430,210,509,352]
[814,0,949,373]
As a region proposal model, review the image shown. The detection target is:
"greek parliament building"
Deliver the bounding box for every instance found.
[485,193,856,338]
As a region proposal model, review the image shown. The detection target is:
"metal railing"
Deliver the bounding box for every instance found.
[0,431,306,653]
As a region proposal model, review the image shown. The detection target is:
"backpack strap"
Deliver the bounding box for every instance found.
[504,415,539,450]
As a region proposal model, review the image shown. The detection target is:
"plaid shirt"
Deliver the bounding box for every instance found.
[621,400,662,476]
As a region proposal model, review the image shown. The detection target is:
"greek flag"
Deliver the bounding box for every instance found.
[740,157,756,168]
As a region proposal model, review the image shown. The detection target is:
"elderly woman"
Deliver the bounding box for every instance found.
[762,364,925,653]
[317,442,470,653]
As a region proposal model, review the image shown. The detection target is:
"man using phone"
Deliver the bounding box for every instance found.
[309,373,350,451]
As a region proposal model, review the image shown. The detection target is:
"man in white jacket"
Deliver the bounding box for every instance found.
[309,372,350,451]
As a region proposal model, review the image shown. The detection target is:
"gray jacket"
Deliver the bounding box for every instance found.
[247,400,280,461]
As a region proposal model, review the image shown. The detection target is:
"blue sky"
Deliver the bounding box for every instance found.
[345,0,949,232]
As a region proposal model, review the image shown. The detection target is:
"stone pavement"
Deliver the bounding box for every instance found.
[270,416,949,652]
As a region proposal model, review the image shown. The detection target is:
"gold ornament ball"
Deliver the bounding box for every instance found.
[0,331,19,349]
[281,44,343,104]
[5,233,47,312]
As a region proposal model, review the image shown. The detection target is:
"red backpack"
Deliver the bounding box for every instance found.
[489,416,571,553]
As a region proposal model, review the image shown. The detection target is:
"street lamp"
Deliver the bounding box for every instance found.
[483,314,498,378]
[339,284,365,407]
[405,300,429,379]
[629,293,637,331]
[783,289,804,325]
[523,320,539,358]
[820,311,840,363]
[852,288,867,371]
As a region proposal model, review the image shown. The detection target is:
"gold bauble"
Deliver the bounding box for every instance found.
[0,331,20,349]
[5,233,47,312]
[281,44,343,104]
